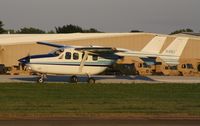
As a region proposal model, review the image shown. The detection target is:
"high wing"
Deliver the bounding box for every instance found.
[37,41,72,48]
[37,41,126,54]
[75,47,122,54]
[37,42,118,53]
[36,41,154,60]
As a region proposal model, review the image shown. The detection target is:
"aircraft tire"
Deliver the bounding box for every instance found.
[37,77,44,83]
[88,78,95,84]
[70,76,78,83]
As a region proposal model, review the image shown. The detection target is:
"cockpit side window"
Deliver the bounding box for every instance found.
[182,64,186,69]
[65,52,71,59]
[53,49,64,56]
[138,63,142,68]
[73,53,79,60]
[186,64,193,69]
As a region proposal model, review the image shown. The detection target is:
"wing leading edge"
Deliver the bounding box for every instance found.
[37,41,72,48]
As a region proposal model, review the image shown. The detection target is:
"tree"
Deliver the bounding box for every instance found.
[55,24,102,33]
[83,28,102,33]
[47,30,55,34]
[170,28,193,35]
[130,30,143,33]
[55,24,83,33]
[16,27,46,34]
[0,21,5,34]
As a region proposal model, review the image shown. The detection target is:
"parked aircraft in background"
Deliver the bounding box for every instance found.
[159,37,189,65]
[18,36,188,83]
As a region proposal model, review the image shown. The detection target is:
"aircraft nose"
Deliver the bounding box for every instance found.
[18,56,30,64]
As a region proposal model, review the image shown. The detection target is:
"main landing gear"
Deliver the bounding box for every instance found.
[87,74,96,84]
[87,77,95,84]
[69,75,96,84]
[36,74,96,84]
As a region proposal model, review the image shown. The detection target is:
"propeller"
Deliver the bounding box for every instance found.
[18,52,31,65]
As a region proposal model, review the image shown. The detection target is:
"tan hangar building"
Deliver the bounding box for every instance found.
[0,33,200,68]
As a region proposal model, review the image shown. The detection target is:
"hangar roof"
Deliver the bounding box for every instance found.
[0,33,153,46]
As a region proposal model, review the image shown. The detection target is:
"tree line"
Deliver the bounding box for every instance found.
[0,20,196,34]
[0,21,102,34]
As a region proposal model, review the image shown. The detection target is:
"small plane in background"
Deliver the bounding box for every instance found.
[18,36,188,83]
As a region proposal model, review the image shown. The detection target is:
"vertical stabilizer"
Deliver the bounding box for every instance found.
[162,37,188,56]
[141,36,167,54]
[160,37,189,65]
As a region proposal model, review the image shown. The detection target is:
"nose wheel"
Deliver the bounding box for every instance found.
[37,77,44,83]
[37,74,46,83]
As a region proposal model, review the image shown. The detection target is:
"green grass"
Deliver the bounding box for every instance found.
[0,83,200,117]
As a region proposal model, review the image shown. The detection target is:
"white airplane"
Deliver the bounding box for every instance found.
[18,36,188,83]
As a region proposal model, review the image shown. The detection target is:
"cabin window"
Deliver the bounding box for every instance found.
[52,49,64,56]
[73,53,79,60]
[186,64,193,69]
[92,55,98,61]
[138,63,142,68]
[165,66,169,70]
[170,66,177,70]
[182,64,186,69]
[198,64,200,71]
[156,62,162,65]
[143,63,149,68]
[65,52,71,59]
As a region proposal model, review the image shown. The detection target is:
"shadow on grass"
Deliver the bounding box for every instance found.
[133,76,155,81]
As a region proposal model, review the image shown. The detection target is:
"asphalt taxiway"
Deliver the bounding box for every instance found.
[0,75,200,83]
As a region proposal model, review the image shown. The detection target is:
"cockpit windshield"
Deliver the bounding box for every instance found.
[49,48,64,56]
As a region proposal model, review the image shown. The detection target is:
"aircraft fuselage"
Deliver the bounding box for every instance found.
[20,48,119,75]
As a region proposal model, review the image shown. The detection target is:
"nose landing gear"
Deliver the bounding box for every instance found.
[37,74,47,83]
